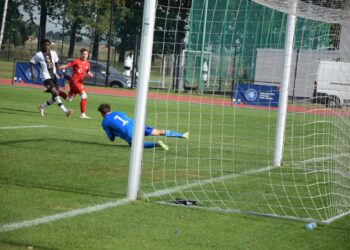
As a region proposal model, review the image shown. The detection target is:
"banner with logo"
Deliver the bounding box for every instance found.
[232,83,280,107]
[14,61,64,87]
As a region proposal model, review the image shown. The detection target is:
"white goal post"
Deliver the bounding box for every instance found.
[127,0,157,200]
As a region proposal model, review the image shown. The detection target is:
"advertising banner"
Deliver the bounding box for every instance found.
[14,62,64,87]
[232,83,280,107]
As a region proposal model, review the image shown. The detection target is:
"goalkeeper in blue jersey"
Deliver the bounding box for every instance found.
[98,103,189,151]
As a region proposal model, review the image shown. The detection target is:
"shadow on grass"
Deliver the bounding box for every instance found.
[0,178,125,199]
[58,138,131,148]
[0,107,38,115]
[0,138,130,148]
[0,240,59,250]
[1,138,129,198]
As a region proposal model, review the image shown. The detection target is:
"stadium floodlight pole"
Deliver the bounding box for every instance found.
[273,0,298,167]
[0,0,9,50]
[127,0,157,200]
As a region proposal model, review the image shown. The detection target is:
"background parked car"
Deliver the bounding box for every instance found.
[63,59,134,88]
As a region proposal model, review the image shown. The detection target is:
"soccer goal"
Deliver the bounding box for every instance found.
[181,49,212,90]
[129,0,350,224]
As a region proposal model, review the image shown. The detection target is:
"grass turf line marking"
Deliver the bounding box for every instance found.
[8,159,341,233]
[0,125,51,130]
[143,165,278,198]
[0,125,96,132]
[0,165,275,233]
[0,199,130,233]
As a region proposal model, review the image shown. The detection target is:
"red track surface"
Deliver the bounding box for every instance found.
[1,78,349,117]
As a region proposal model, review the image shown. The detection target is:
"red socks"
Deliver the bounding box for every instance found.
[81,99,87,113]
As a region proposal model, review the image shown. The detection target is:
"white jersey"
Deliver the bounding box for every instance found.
[30,50,59,80]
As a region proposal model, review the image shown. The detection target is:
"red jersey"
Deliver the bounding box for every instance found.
[68,58,90,84]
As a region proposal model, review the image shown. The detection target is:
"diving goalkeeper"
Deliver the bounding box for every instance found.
[98,103,189,150]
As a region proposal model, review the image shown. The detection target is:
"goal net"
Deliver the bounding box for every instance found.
[138,0,350,224]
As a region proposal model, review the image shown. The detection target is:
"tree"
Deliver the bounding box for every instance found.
[0,0,33,47]
[112,0,191,63]
[82,0,110,60]
[153,0,192,55]
[21,0,65,50]
[114,0,143,63]
[63,0,91,58]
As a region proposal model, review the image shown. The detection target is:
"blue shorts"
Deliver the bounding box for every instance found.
[144,126,153,136]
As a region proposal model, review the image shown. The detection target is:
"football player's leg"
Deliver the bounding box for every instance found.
[59,90,67,100]
[143,141,169,151]
[80,90,91,119]
[79,91,91,119]
[165,130,188,139]
[143,142,158,148]
[151,128,189,139]
[38,98,54,117]
[66,89,74,102]
[38,80,54,116]
[50,82,72,117]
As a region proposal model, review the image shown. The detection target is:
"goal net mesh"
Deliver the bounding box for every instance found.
[139,0,350,223]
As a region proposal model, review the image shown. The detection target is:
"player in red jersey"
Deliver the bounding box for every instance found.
[59,48,93,119]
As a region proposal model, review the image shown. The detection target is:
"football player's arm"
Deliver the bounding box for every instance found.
[55,62,61,70]
[52,52,63,77]
[29,63,37,81]
[58,64,68,70]
[29,55,37,81]
[53,52,60,70]
[55,62,64,78]
[103,126,115,142]
[87,68,93,78]
[59,60,75,70]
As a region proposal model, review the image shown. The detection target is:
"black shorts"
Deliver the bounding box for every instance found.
[43,78,58,90]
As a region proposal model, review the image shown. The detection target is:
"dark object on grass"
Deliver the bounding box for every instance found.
[171,198,199,206]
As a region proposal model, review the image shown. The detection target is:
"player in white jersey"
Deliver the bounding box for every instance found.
[30,39,73,117]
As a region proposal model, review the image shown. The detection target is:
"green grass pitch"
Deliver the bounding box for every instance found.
[0,85,349,249]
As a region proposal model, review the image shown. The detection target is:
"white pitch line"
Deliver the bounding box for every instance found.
[0,199,130,233]
[0,165,277,233]
[143,165,278,198]
[0,125,97,132]
[52,126,98,132]
[0,125,52,130]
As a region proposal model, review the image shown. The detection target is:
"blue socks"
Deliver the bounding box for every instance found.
[140,130,185,148]
[143,142,158,148]
[165,130,183,138]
